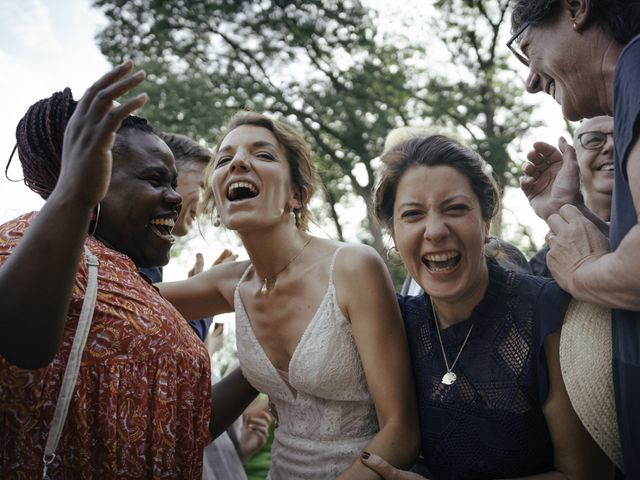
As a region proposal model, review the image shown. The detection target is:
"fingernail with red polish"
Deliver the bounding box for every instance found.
[361,451,371,460]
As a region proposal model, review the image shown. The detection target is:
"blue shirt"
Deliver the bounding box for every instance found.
[139,266,212,342]
[611,33,640,478]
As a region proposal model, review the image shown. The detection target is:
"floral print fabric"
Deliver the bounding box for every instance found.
[0,212,211,479]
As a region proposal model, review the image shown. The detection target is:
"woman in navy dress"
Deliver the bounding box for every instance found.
[361,135,612,479]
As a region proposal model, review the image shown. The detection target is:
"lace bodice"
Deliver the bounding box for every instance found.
[235,246,378,479]
[399,260,563,480]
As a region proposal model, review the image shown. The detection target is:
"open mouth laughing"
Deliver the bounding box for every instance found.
[226,181,259,201]
[596,162,614,172]
[422,251,461,273]
[545,80,556,100]
[148,216,176,242]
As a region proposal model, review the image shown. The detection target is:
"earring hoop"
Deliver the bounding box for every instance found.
[385,245,403,266]
[88,203,100,237]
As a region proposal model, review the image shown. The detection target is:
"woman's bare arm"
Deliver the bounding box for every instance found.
[0,62,147,369]
[157,259,248,320]
[335,245,420,480]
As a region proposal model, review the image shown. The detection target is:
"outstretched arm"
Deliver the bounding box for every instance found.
[335,245,420,480]
[0,62,147,369]
[210,367,259,439]
[157,259,247,320]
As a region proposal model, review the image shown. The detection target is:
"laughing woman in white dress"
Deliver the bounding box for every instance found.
[159,111,419,479]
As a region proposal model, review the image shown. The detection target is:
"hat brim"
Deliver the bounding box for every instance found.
[559,299,623,470]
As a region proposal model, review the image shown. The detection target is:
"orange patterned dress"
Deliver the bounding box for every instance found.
[0,213,212,479]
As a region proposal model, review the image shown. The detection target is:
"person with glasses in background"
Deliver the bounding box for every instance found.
[529,116,614,277]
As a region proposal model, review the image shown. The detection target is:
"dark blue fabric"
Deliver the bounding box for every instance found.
[139,266,163,284]
[188,317,213,343]
[398,260,563,480]
[529,244,551,278]
[139,267,212,342]
[611,33,640,478]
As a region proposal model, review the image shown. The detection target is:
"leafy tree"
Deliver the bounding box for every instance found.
[412,0,538,232]
[93,0,540,284]
[94,0,416,261]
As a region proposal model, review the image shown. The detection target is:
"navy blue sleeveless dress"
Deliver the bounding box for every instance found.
[398,259,564,479]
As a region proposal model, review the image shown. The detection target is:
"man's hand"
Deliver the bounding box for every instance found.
[213,248,237,266]
[546,204,610,294]
[187,249,237,278]
[360,452,428,479]
[521,138,583,220]
[188,253,205,278]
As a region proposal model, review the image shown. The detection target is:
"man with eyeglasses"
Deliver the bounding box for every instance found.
[575,116,615,222]
[529,116,614,277]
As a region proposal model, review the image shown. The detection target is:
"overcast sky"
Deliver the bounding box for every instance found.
[0,0,559,262]
[0,0,110,223]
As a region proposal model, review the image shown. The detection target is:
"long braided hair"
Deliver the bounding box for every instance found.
[10,88,76,200]
[7,88,155,200]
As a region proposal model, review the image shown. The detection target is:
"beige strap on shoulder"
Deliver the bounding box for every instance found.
[42,246,99,479]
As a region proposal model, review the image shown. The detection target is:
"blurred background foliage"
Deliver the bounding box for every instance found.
[93,0,542,285]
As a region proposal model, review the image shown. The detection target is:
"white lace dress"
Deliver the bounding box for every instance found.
[235,247,379,479]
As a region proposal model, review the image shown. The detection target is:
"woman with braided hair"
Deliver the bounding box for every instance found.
[0,62,211,478]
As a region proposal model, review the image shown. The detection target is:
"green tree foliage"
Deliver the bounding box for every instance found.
[416,0,537,232]
[94,0,416,262]
[93,0,537,284]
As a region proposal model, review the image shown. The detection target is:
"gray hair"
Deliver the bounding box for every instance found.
[510,0,640,45]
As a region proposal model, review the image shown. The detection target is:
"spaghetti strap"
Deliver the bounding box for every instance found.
[236,263,253,290]
[328,245,347,285]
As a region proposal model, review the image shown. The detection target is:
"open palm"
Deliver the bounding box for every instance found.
[521,139,582,220]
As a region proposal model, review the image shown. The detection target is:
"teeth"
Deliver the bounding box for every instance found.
[600,164,614,171]
[424,251,458,262]
[150,218,175,227]
[228,182,257,196]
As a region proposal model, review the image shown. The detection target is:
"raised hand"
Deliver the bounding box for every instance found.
[213,248,238,266]
[520,138,583,220]
[57,60,147,207]
[188,249,237,277]
[188,253,205,277]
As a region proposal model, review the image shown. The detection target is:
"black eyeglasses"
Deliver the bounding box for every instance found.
[507,22,530,66]
[577,131,614,150]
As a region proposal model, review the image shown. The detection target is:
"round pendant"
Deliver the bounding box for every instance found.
[441,371,457,385]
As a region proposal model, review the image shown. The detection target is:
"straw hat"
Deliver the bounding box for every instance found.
[559,299,623,471]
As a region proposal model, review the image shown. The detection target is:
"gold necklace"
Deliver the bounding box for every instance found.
[431,300,474,385]
[258,236,313,294]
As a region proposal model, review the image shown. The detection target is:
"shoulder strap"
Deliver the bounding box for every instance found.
[328,245,347,285]
[236,263,253,289]
[42,246,99,479]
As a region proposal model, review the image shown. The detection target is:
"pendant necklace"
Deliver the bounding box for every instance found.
[259,236,313,294]
[431,300,474,385]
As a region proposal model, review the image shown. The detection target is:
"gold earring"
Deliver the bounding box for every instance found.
[385,245,403,266]
[88,203,101,237]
